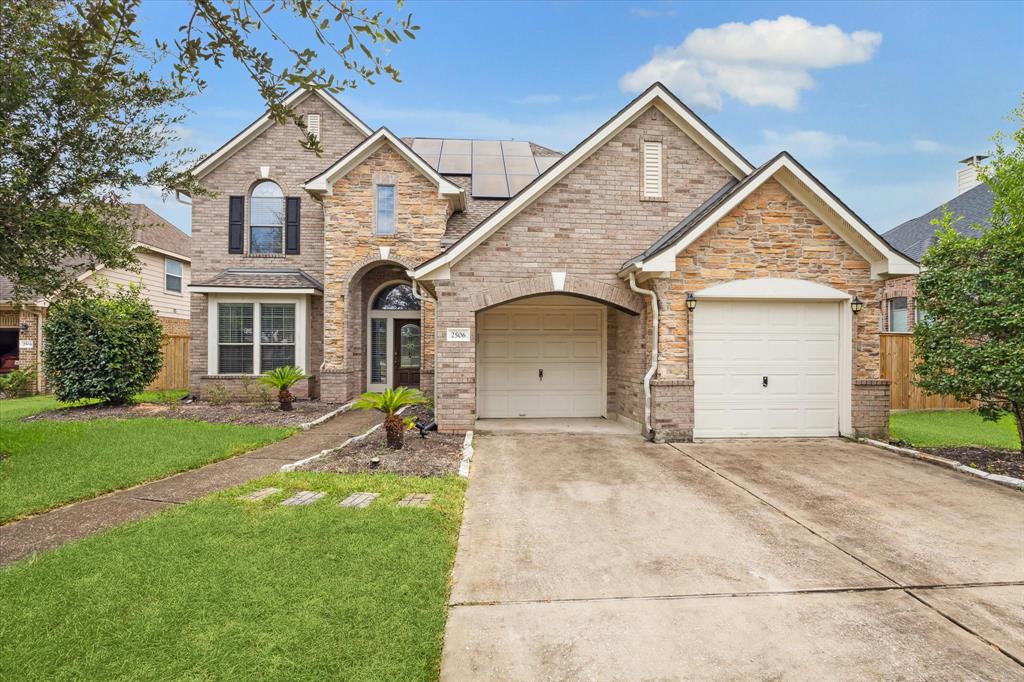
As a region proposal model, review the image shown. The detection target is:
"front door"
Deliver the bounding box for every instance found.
[393,319,421,388]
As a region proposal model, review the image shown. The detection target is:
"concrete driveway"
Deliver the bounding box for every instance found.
[441,435,1024,680]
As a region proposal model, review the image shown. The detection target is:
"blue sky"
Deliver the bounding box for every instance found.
[134,0,1023,236]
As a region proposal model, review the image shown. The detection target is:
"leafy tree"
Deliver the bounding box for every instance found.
[353,387,427,450]
[1,0,418,300]
[43,284,164,405]
[913,99,1024,452]
[258,365,308,411]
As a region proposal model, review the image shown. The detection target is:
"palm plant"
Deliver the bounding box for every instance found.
[257,365,308,411]
[352,386,428,449]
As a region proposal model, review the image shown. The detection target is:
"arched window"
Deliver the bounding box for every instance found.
[371,283,420,310]
[249,180,284,255]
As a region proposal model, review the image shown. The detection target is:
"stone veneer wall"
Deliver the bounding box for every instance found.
[435,105,733,432]
[654,179,886,440]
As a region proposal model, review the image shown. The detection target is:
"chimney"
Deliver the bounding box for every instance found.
[956,154,989,194]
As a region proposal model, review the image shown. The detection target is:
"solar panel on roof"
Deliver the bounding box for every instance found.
[504,155,538,175]
[472,140,501,156]
[442,139,472,155]
[472,174,510,198]
[438,154,472,175]
[472,155,504,174]
[411,139,442,168]
[500,140,532,157]
[535,156,560,173]
[507,175,536,195]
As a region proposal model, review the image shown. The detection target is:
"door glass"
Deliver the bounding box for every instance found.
[370,318,387,383]
[400,324,421,368]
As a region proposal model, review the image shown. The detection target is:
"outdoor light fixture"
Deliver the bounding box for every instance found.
[686,293,697,312]
[19,323,29,333]
[851,296,864,314]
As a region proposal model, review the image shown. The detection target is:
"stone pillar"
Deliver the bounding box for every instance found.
[853,379,890,440]
[651,378,694,442]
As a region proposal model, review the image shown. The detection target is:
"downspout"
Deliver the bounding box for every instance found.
[628,272,658,441]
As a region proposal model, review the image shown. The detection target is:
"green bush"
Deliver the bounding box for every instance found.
[0,367,35,399]
[43,286,163,405]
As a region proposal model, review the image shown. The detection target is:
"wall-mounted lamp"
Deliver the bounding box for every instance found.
[19,323,29,333]
[851,296,864,314]
[686,293,697,312]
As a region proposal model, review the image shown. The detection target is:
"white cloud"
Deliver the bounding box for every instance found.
[757,129,884,159]
[620,15,882,110]
[912,138,948,153]
[509,94,562,105]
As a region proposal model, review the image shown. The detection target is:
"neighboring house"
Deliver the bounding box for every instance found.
[0,205,191,393]
[184,83,916,441]
[881,156,994,333]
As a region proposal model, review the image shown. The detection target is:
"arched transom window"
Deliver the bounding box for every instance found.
[372,283,420,310]
[249,180,284,255]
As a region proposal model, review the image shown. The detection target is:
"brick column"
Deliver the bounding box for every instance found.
[651,378,694,442]
[434,281,476,432]
[853,379,890,440]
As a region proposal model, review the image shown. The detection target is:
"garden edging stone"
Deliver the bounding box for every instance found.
[862,438,1024,491]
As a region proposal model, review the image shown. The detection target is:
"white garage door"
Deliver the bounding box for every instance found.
[693,301,840,438]
[477,299,605,418]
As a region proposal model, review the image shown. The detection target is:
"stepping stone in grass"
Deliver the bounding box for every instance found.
[339,492,380,509]
[239,487,282,502]
[397,493,433,508]
[279,491,326,506]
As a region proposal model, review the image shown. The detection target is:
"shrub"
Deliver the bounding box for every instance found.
[43,286,163,405]
[353,386,427,449]
[257,365,308,411]
[206,384,230,406]
[0,367,35,399]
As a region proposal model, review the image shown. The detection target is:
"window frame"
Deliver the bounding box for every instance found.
[640,136,665,201]
[374,184,396,235]
[305,113,321,141]
[888,296,909,333]
[165,258,183,293]
[248,180,285,256]
[208,295,308,376]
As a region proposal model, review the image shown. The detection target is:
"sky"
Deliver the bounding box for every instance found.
[131,0,1024,236]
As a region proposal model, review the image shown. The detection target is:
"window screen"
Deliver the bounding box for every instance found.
[260,303,296,372]
[376,185,395,235]
[218,303,254,373]
[888,297,908,332]
[250,180,284,255]
[165,258,183,293]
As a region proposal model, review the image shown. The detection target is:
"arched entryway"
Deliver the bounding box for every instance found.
[366,281,422,391]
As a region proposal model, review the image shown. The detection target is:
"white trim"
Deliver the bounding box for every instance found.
[206,293,309,376]
[304,128,466,211]
[551,271,566,291]
[411,83,755,280]
[365,280,422,392]
[695,278,852,301]
[192,286,320,295]
[164,257,184,295]
[134,243,191,263]
[636,155,919,278]
[190,88,372,179]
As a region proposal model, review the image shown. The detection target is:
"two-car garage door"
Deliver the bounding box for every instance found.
[693,300,840,438]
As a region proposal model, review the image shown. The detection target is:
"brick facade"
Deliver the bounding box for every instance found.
[0,306,46,394]
[853,379,891,440]
[881,275,919,333]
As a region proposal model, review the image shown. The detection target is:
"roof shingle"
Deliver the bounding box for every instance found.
[883,184,993,261]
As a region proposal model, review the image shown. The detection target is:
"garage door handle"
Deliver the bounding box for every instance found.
[538,368,544,381]
[762,376,768,387]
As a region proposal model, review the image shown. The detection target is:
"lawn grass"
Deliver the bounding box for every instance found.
[0,472,466,681]
[0,392,289,522]
[890,410,1021,450]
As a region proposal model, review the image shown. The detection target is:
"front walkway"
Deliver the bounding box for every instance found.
[0,408,380,566]
[441,434,1024,679]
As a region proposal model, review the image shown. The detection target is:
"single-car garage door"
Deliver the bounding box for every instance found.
[693,300,840,438]
[477,297,605,418]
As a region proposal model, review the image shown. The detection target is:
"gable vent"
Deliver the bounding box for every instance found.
[306,114,321,141]
[642,141,663,199]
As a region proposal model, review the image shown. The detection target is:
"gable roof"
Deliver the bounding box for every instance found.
[304,128,466,211]
[622,152,918,279]
[130,204,191,260]
[883,183,993,261]
[411,82,755,280]
[189,88,373,179]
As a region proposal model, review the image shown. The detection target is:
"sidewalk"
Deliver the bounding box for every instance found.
[0,408,380,567]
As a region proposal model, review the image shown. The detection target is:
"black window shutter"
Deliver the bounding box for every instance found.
[228,196,244,254]
[285,197,300,254]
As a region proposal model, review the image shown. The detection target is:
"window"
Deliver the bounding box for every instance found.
[260,303,296,372]
[216,302,297,374]
[249,180,284,255]
[888,297,909,332]
[372,283,420,310]
[165,258,183,293]
[642,140,663,199]
[915,304,928,325]
[218,304,254,374]
[375,184,395,235]
[306,114,321,141]
[370,318,387,384]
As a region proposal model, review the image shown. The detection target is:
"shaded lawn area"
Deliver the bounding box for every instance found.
[890,410,1021,450]
[0,393,290,522]
[0,472,466,681]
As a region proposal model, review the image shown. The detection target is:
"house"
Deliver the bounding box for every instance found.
[184,83,916,441]
[881,156,994,333]
[0,205,191,393]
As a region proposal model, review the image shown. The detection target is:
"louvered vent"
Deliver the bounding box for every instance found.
[306,114,321,140]
[642,141,662,198]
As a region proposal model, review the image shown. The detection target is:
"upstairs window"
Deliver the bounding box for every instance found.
[165,258,183,293]
[249,180,284,255]
[888,297,908,332]
[642,140,663,199]
[306,114,321,141]
[375,184,395,235]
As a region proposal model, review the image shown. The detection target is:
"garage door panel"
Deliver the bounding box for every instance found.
[511,312,541,331]
[510,340,541,359]
[479,338,509,360]
[572,365,602,388]
[542,312,571,331]
[480,365,511,388]
[572,339,601,359]
[479,312,509,331]
[573,311,600,331]
[542,340,571,359]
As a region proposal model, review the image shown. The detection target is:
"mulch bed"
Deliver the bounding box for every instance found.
[301,405,464,477]
[24,400,345,428]
[920,446,1024,480]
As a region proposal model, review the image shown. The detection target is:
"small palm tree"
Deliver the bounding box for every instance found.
[258,365,308,411]
[353,386,428,449]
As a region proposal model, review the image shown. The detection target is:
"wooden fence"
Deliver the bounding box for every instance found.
[879,333,973,411]
[148,334,189,391]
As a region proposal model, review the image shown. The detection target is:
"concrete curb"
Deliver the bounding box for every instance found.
[297,401,353,431]
[459,431,475,478]
[281,406,408,472]
[862,438,1024,491]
